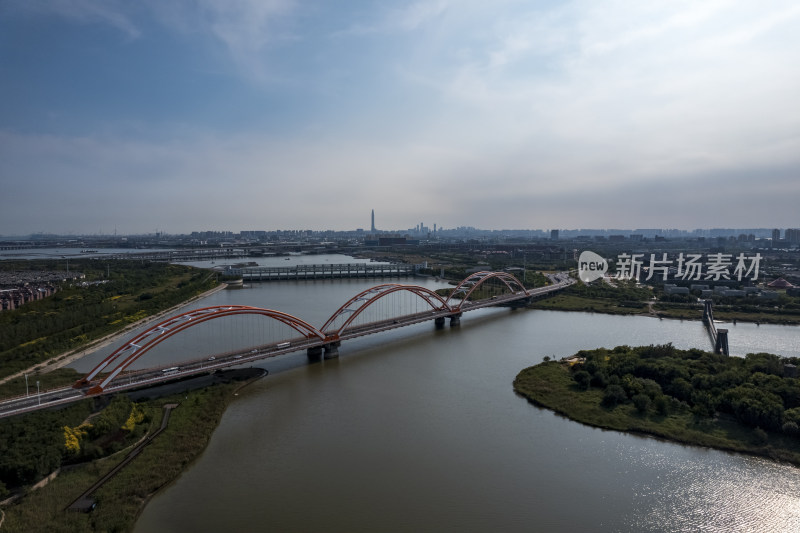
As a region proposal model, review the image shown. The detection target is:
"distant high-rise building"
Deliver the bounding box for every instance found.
[551,229,559,240]
[786,228,800,243]
[772,228,781,242]
[371,210,376,232]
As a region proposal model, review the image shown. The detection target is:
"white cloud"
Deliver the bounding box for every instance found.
[3,1,800,234]
[9,0,140,37]
[2,117,799,235]
[192,0,297,79]
[391,0,449,32]
[336,0,448,36]
[384,0,800,190]
[10,0,300,82]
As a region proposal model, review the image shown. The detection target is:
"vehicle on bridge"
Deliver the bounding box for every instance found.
[0,270,576,418]
[70,272,569,395]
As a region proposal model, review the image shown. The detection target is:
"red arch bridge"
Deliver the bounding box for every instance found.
[0,271,573,418]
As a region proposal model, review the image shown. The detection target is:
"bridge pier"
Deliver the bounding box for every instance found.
[703,299,729,356]
[434,316,446,328]
[307,346,323,362]
[703,300,713,322]
[448,313,462,327]
[715,329,729,356]
[324,341,341,360]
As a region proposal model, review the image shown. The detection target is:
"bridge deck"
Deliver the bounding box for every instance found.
[0,273,574,418]
[229,263,414,281]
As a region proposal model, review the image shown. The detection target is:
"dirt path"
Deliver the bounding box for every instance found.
[0,284,227,385]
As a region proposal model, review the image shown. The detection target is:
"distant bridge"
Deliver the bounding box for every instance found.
[227,263,414,281]
[0,271,573,418]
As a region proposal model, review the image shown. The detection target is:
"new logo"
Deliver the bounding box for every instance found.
[578,251,608,283]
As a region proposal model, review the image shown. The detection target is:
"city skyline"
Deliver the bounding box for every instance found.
[3,222,798,240]
[2,1,799,235]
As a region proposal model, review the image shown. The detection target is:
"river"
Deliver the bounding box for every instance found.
[70,256,800,532]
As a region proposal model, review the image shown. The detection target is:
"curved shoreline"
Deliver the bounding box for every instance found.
[128,370,267,530]
[514,360,800,468]
[528,298,800,325]
[534,305,800,326]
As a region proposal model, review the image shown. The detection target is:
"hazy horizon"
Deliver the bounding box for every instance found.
[0,225,791,239]
[2,1,799,235]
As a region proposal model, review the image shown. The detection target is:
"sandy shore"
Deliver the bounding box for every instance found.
[0,283,228,385]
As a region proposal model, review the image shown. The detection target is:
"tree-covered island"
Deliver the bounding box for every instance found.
[514,345,800,465]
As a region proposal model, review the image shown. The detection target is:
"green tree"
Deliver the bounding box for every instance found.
[653,395,669,415]
[669,378,693,402]
[573,370,591,390]
[632,393,651,414]
[602,385,627,407]
[722,385,784,431]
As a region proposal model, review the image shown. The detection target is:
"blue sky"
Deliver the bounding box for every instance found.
[1,0,799,235]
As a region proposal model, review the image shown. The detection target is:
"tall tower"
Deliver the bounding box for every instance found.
[371,210,376,232]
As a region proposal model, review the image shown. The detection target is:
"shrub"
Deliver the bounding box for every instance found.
[632,393,651,414]
[590,370,608,388]
[654,395,669,415]
[573,370,591,390]
[602,385,627,407]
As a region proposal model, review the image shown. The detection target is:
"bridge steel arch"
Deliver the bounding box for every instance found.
[73,272,531,395]
[444,271,528,308]
[75,305,325,393]
[321,283,454,339]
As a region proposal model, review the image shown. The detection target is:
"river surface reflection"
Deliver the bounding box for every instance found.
[115,266,800,532]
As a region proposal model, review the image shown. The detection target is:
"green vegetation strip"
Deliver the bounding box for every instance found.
[651,303,800,324]
[0,382,240,533]
[0,259,218,382]
[527,280,650,315]
[514,345,800,466]
[527,279,800,324]
[528,294,648,315]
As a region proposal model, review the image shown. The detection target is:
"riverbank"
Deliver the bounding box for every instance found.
[0,369,263,533]
[514,350,800,468]
[0,283,227,393]
[528,293,649,316]
[528,293,800,325]
[40,282,228,374]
